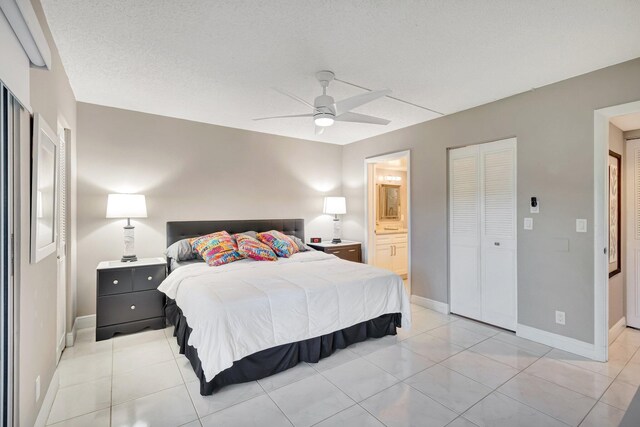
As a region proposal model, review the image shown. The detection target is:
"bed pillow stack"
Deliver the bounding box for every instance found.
[256,230,299,258]
[190,231,244,266]
[234,233,278,261]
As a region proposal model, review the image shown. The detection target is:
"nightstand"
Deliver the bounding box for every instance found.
[307,240,362,263]
[96,257,167,341]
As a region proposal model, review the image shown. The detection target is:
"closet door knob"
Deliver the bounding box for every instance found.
[147,276,153,281]
[130,305,136,310]
[113,280,118,285]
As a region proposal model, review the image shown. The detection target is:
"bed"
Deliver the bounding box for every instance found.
[160,218,411,395]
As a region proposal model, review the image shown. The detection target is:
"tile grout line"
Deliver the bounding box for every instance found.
[256,377,296,427]
[492,390,573,426]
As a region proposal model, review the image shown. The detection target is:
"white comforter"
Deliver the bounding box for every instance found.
[158,251,411,381]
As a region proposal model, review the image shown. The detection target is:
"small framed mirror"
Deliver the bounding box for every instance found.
[31,113,59,263]
[378,184,401,221]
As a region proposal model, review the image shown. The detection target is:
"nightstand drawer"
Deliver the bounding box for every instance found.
[328,246,361,263]
[96,290,164,327]
[98,269,133,296]
[133,265,166,291]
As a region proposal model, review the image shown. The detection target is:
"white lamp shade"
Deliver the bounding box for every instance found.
[106,194,148,219]
[323,196,346,215]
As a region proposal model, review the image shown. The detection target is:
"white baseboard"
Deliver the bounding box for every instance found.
[517,323,600,360]
[609,316,627,344]
[410,295,449,314]
[66,318,77,347]
[34,370,59,427]
[75,314,96,330]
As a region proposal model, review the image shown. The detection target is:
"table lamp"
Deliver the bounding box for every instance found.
[106,193,147,262]
[323,196,346,243]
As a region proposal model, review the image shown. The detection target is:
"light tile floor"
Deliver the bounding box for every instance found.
[46,305,640,426]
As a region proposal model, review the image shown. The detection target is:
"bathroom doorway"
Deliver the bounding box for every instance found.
[364,151,411,295]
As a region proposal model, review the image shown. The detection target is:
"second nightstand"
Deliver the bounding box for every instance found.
[307,240,362,263]
[96,257,167,341]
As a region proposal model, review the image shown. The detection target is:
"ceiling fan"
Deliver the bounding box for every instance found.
[254,70,391,135]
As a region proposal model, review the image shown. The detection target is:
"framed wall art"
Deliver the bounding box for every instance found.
[609,150,621,278]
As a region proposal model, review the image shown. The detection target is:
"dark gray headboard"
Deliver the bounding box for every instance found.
[166,218,305,248]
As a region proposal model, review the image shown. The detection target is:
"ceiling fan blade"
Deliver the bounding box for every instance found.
[335,111,390,125]
[253,113,313,121]
[334,89,391,115]
[273,87,316,110]
[315,125,325,135]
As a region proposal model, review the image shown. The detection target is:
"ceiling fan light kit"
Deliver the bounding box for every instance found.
[314,113,334,127]
[254,70,392,134]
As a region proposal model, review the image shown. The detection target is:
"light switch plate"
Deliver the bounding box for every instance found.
[530,204,539,214]
[576,219,587,233]
[524,218,533,230]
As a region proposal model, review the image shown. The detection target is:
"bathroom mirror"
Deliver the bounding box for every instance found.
[378,184,401,221]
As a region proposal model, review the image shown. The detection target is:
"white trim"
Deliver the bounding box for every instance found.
[65,318,77,347]
[0,0,51,68]
[517,323,598,360]
[75,314,95,330]
[33,370,58,427]
[594,100,640,363]
[364,150,411,296]
[411,295,449,314]
[609,316,627,344]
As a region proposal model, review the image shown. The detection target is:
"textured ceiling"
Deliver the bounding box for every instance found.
[42,0,640,145]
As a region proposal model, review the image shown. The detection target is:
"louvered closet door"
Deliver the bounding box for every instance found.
[449,145,482,320]
[626,139,640,328]
[480,138,517,330]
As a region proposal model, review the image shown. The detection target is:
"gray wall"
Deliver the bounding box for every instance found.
[609,123,625,329]
[76,103,343,317]
[342,58,640,344]
[18,1,77,425]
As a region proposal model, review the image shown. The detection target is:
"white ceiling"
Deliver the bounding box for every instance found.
[42,1,640,145]
[611,112,640,132]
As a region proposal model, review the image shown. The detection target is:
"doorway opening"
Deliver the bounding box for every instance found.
[595,100,640,362]
[604,111,640,347]
[364,151,411,295]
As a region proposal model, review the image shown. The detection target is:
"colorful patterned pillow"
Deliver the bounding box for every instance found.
[234,233,278,261]
[189,231,244,266]
[256,230,299,258]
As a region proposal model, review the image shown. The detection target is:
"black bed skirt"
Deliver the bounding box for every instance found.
[165,299,402,395]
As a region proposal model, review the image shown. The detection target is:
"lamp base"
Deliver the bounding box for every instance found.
[332,217,342,244]
[121,254,138,262]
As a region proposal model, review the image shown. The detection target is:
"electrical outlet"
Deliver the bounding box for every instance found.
[555,310,566,325]
[35,375,40,402]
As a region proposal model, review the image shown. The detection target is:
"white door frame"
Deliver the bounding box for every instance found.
[594,100,640,362]
[364,150,411,295]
